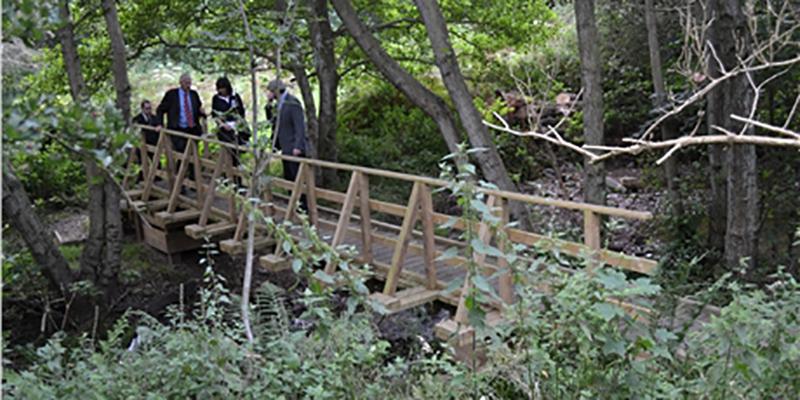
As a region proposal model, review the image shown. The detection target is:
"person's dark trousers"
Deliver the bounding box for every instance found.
[282,157,308,213]
[172,125,202,183]
[135,129,160,183]
[217,130,246,187]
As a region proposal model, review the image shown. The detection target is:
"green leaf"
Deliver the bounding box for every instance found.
[654,328,677,343]
[291,259,303,274]
[602,339,626,357]
[471,239,504,258]
[313,270,335,285]
[596,269,627,291]
[436,247,459,261]
[593,302,624,322]
[472,275,493,295]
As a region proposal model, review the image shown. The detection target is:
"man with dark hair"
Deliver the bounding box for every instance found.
[132,100,159,146]
[265,78,308,210]
[131,100,160,182]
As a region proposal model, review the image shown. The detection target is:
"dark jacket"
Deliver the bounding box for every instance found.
[212,93,245,122]
[265,93,307,155]
[156,87,205,130]
[132,111,160,145]
[212,93,249,143]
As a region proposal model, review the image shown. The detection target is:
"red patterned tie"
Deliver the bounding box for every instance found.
[183,90,194,128]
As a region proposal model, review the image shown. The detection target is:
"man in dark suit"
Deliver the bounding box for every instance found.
[132,100,159,146]
[131,100,159,182]
[156,73,205,182]
[265,79,308,210]
[155,73,206,153]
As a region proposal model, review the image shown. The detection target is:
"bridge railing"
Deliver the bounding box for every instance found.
[125,124,657,319]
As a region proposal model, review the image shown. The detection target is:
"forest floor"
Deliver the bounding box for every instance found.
[521,162,675,259]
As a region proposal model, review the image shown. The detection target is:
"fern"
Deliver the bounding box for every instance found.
[252,281,290,340]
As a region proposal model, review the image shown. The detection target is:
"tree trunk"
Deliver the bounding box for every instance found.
[57,0,85,100]
[414,0,528,224]
[574,0,605,206]
[707,0,758,271]
[80,161,107,281]
[59,0,121,290]
[310,0,340,187]
[644,0,681,216]
[331,0,461,154]
[101,0,131,123]
[101,178,122,293]
[3,163,75,293]
[293,65,319,161]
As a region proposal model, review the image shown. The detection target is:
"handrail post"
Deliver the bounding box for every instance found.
[139,128,151,180]
[304,163,319,228]
[358,172,373,264]
[583,210,601,271]
[454,195,498,324]
[418,183,438,290]
[497,198,514,304]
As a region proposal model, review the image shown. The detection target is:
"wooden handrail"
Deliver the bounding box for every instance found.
[134,124,653,220]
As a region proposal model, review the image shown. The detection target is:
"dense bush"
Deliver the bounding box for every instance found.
[8,141,87,208]
[6,262,799,399]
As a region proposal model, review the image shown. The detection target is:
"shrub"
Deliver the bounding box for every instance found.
[9,141,87,208]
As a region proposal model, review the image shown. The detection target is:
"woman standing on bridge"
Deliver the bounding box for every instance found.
[212,76,249,170]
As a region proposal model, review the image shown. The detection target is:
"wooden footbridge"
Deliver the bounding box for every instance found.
[123,125,665,345]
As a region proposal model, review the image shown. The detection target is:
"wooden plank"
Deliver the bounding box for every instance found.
[166,141,194,213]
[455,195,498,324]
[505,227,657,275]
[284,163,308,223]
[224,151,238,222]
[304,165,319,227]
[154,209,201,228]
[198,152,227,226]
[163,135,177,191]
[583,210,601,271]
[191,140,204,201]
[371,286,439,314]
[323,171,361,275]
[185,221,237,239]
[383,182,421,296]
[497,199,514,304]
[434,311,504,347]
[260,254,290,272]
[141,132,168,202]
[121,145,138,190]
[418,183,438,289]
[220,236,275,255]
[139,129,152,180]
[358,173,374,264]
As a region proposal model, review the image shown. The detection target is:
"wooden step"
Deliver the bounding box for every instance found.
[260,254,290,272]
[141,217,202,254]
[369,286,439,314]
[153,209,201,228]
[219,236,276,255]
[131,198,169,213]
[184,221,237,240]
[434,311,504,347]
